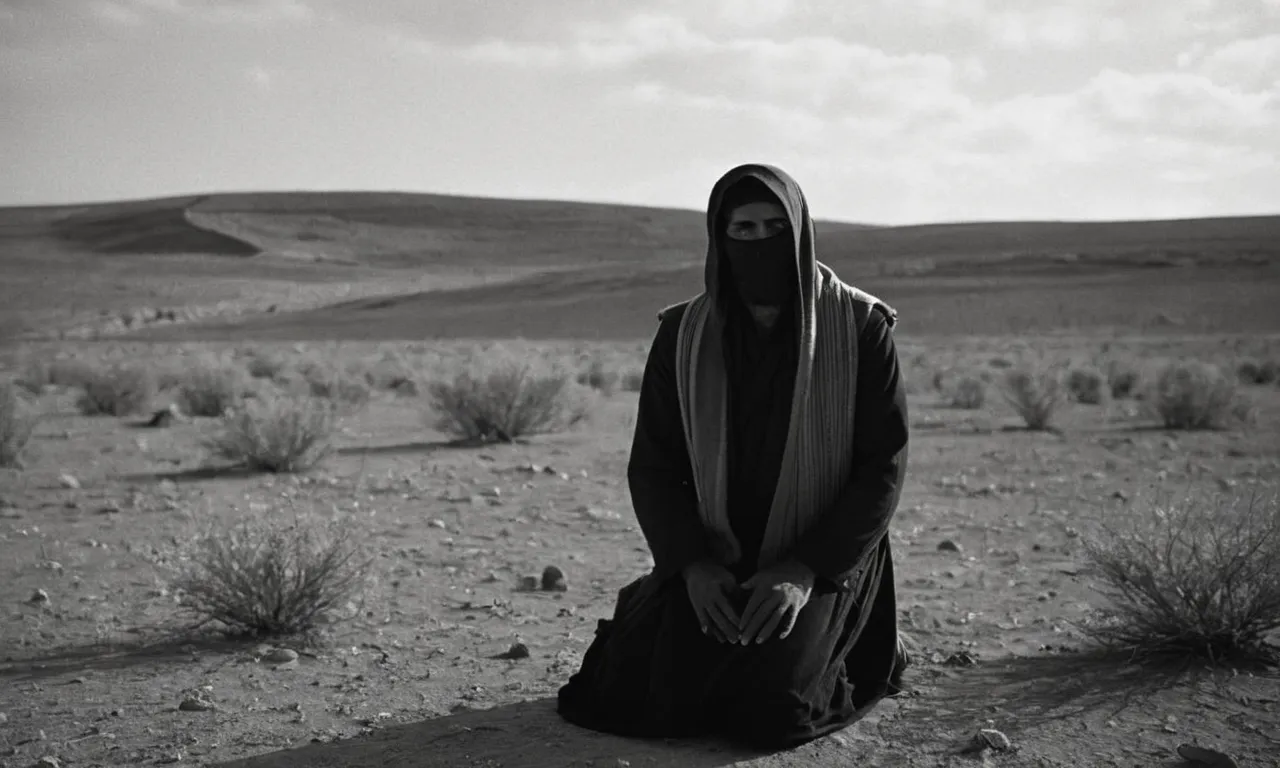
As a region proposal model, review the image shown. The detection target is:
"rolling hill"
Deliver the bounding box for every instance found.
[1,191,1278,342]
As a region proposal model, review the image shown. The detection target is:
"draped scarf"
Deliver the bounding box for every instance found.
[662,164,896,569]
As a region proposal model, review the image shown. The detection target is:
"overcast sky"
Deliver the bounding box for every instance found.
[2,0,1278,224]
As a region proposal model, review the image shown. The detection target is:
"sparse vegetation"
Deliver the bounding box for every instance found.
[1001,364,1065,430]
[203,395,336,473]
[245,351,288,381]
[1080,485,1280,664]
[15,357,98,394]
[296,361,371,407]
[176,513,371,637]
[1101,358,1141,399]
[620,367,645,393]
[364,354,418,396]
[1236,358,1278,386]
[1066,366,1107,405]
[577,357,619,397]
[76,364,157,417]
[945,374,987,409]
[1149,361,1244,430]
[175,364,245,417]
[427,359,592,442]
[0,381,36,468]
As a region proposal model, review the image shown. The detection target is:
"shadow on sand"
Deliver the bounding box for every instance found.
[335,436,535,457]
[213,696,767,768]
[895,648,1224,741]
[0,632,247,683]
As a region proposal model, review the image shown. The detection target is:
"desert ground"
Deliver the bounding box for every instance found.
[1,194,1278,768]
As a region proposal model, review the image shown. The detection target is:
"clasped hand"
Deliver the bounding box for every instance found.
[684,559,814,645]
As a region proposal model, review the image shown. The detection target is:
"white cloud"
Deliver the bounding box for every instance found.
[95,0,314,25]
[246,64,273,89]
[1180,34,1280,92]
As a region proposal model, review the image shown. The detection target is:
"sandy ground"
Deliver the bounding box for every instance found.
[1,336,1278,768]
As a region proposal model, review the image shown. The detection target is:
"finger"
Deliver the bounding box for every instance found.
[741,596,782,645]
[707,598,740,643]
[754,605,787,644]
[689,596,710,635]
[777,606,800,640]
[737,587,770,636]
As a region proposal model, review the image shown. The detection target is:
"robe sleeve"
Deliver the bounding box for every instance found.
[790,308,909,592]
[627,309,710,582]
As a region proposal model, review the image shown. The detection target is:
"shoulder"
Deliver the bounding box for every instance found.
[821,271,898,333]
[656,300,690,326]
[647,300,691,363]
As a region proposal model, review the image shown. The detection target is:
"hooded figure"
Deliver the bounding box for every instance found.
[557,164,909,749]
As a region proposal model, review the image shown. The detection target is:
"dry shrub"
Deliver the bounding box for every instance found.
[1101,358,1141,399]
[204,395,336,473]
[1079,485,1280,664]
[1066,366,1107,405]
[1001,364,1065,430]
[945,374,987,409]
[77,364,157,416]
[175,364,246,417]
[1236,359,1278,386]
[364,354,419,396]
[176,513,371,637]
[16,357,98,394]
[427,358,592,442]
[1149,361,1245,430]
[620,367,645,393]
[295,361,370,407]
[1,381,36,468]
[245,351,288,381]
[577,357,619,397]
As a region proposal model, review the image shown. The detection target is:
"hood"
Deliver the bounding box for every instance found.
[704,163,816,322]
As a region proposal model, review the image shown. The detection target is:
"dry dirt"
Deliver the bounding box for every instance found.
[2,334,1278,768]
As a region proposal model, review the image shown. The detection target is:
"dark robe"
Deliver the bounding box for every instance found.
[555,300,909,749]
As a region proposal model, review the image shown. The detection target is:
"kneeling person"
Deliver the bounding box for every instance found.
[557,163,910,749]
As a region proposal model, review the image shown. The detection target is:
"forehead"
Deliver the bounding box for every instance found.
[727,201,787,222]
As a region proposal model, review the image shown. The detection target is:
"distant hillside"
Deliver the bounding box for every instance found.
[2,191,1276,272]
[2,190,1278,342]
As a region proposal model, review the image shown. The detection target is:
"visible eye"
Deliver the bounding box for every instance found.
[765,219,790,234]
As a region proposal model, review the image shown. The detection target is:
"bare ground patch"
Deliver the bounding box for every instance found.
[1,336,1278,767]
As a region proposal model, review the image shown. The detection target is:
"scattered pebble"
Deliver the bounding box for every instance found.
[28,589,49,605]
[972,728,1011,752]
[35,757,62,768]
[178,696,216,712]
[264,648,299,664]
[1177,743,1239,767]
[59,474,80,490]
[937,540,961,553]
[541,565,568,592]
[493,642,530,661]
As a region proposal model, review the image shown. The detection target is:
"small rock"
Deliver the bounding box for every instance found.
[428,519,446,529]
[36,757,62,768]
[59,474,80,490]
[493,642,530,661]
[1215,477,1236,492]
[146,404,182,428]
[972,728,1011,751]
[937,540,961,553]
[28,588,49,605]
[0,711,7,724]
[264,648,299,664]
[1176,743,1239,768]
[178,696,216,712]
[541,565,568,592]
